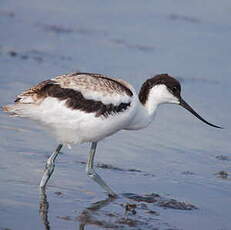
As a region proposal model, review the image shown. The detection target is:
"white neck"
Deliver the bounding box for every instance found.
[125,85,178,130]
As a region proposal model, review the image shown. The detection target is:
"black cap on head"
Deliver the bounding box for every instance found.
[139,74,223,129]
[139,74,181,104]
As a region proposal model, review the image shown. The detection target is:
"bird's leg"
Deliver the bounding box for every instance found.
[40,144,63,189]
[86,142,117,197]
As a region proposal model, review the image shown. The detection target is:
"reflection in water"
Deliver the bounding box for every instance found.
[38,189,196,230]
[39,188,50,230]
[78,196,117,230]
[39,188,117,230]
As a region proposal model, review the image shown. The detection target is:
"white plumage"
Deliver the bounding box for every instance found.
[2,72,221,196]
[4,73,138,144]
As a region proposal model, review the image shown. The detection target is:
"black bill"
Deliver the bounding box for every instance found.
[180,98,222,129]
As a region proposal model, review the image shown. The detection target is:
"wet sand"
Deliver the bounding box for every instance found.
[0,0,231,229]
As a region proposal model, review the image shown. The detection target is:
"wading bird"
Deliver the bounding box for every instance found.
[2,73,221,197]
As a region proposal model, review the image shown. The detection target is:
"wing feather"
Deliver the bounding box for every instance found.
[53,72,134,105]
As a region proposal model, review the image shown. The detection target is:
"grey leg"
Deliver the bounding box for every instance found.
[40,144,63,189]
[86,142,117,197]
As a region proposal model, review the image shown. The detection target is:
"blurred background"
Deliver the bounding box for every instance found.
[0,0,231,229]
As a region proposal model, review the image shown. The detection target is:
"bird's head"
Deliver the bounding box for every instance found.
[139,74,222,128]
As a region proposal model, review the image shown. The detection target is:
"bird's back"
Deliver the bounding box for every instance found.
[2,72,136,143]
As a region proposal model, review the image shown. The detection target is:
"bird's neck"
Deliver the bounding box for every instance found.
[125,85,163,130]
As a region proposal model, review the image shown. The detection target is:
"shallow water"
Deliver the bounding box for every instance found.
[0,0,231,229]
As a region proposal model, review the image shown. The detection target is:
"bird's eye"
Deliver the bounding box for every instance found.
[172,86,177,93]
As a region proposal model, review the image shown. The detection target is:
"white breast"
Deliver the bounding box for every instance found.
[34,96,137,144]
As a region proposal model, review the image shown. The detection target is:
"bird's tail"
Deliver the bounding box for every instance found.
[2,103,36,117]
